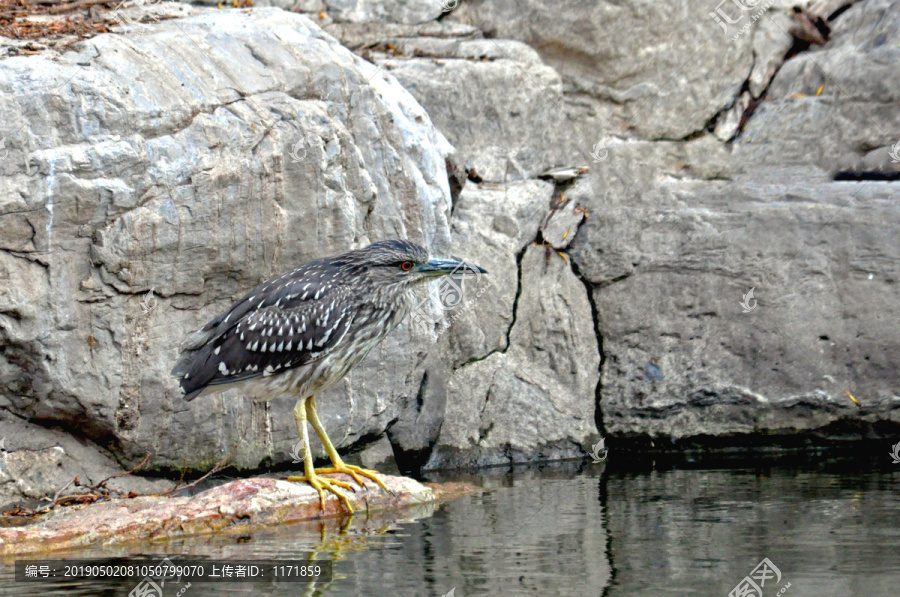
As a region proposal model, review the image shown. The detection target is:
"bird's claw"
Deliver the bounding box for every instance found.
[286,474,355,513]
[317,463,390,494]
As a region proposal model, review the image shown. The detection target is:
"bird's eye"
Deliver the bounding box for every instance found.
[400,261,414,271]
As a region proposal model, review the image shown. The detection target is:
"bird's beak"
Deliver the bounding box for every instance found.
[413,258,487,278]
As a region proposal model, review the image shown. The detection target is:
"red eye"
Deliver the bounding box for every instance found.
[401,261,414,271]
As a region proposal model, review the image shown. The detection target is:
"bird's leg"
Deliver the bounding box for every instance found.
[305,395,391,494]
[286,397,355,513]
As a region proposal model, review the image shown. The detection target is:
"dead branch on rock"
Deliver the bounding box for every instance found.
[155,425,251,497]
[1,452,152,519]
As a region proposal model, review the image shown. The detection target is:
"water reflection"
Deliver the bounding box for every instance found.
[1,456,898,596]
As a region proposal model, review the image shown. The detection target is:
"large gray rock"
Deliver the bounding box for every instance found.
[388,178,603,470]
[441,179,553,366]
[367,35,570,180]
[572,167,899,440]
[325,18,604,468]
[733,0,900,178]
[426,242,601,469]
[569,0,900,442]
[0,418,170,507]
[446,0,795,140]
[0,8,455,482]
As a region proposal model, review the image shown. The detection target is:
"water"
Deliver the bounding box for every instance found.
[3,455,898,596]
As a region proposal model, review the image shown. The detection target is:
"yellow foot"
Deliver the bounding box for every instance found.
[287,474,355,513]
[315,463,390,493]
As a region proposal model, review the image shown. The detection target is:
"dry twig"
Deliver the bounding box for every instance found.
[154,425,250,497]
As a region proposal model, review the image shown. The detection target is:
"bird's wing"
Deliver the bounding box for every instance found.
[180,258,335,351]
[176,282,356,400]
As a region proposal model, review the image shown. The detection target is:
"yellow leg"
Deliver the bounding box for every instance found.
[306,395,391,494]
[286,397,354,513]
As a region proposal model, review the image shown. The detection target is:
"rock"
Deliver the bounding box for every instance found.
[322,0,444,24]
[856,144,900,178]
[390,176,603,469]
[749,11,795,98]
[0,417,170,510]
[368,36,570,180]
[384,350,448,473]
[425,243,601,469]
[345,434,397,472]
[540,196,586,250]
[733,0,900,178]
[392,176,603,469]
[0,7,455,490]
[538,166,589,185]
[0,475,439,555]
[2,0,896,488]
[714,91,751,142]
[446,0,796,140]
[324,19,482,51]
[569,0,900,443]
[438,180,553,368]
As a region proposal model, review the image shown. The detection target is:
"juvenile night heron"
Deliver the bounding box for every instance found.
[172,240,485,513]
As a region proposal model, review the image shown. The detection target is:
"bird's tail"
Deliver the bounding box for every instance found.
[171,328,220,401]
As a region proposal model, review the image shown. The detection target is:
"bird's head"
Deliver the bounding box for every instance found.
[342,239,486,297]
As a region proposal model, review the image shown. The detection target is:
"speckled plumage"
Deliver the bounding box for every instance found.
[173,239,486,514]
[172,240,434,401]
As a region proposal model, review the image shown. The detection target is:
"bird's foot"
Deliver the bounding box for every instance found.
[316,462,390,493]
[287,473,355,513]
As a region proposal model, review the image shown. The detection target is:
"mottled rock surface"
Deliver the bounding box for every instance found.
[322,0,443,25]
[445,0,796,140]
[567,0,900,441]
[361,0,899,450]
[427,243,600,469]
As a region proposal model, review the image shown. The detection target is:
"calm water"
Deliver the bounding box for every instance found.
[2,455,899,596]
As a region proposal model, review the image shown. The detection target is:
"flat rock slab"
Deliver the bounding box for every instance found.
[0,475,445,556]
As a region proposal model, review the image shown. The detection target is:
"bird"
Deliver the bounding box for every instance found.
[171,239,486,513]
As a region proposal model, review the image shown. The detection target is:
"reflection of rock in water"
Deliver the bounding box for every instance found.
[603,462,900,594]
[345,461,613,596]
